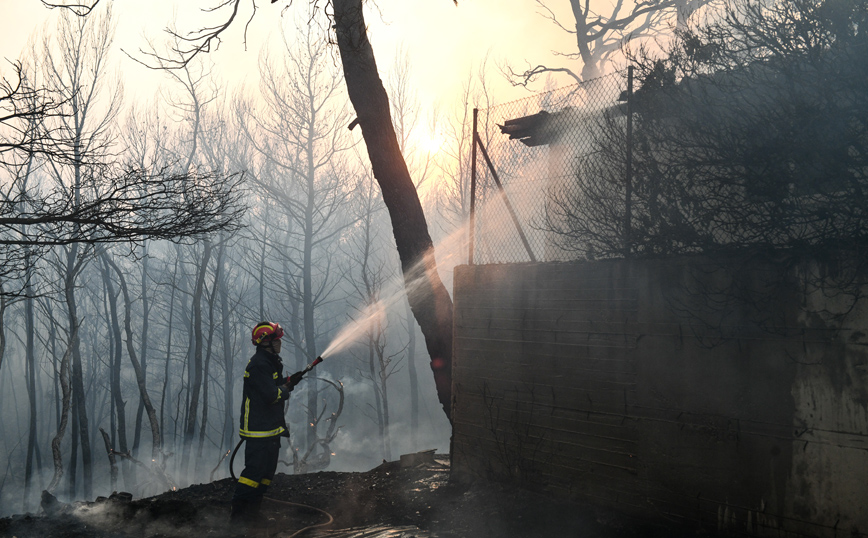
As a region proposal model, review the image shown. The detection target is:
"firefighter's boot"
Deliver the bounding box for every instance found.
[229,498,252,526]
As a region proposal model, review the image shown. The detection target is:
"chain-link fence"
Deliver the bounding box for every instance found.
[470,70,631,264]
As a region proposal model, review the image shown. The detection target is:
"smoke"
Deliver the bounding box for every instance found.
[0,182,518,522]
[326,419,450,473]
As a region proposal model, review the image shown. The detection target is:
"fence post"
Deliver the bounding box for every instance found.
[476,138,537,263]
[624,65,634,258]
[469,108,478,265]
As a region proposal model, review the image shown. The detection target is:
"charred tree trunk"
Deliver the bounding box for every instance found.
[47,328,75,494]
[303,119,319,450]
[98,428,118,492]
[378,340,392,461]
[68,389,79,499]
[161,258,180,451]
[183,239,212,469]
[24,263,37,512]
[367,325,384,456]
[197,273,219,471]
[258,207,269,320]
[133,244,150,454]
[333,0,453,421]
[65,245,93,499]
[45,300,61,434]
[104,255,163,460]
[100,254,129,486]
[0,286,6,376]
[216,238,235,450]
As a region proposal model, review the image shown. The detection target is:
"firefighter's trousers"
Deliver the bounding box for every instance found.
[231,436,281,518]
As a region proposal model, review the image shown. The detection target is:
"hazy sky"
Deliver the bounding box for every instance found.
[1,0,579,113]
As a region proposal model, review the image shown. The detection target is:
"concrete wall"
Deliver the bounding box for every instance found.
[451,259,868,537]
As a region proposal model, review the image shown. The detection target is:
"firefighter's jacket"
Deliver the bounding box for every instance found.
[238,348,290,439]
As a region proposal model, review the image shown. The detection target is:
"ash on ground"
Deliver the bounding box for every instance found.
[0,453,683,538]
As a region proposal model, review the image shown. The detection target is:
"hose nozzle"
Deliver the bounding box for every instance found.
[303,356,324,373]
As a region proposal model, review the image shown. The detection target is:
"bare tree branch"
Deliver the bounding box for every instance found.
[510,0,715,86]
[129,0,258,70]
[40,0,100,17]
[0,165,245,246]
[0,61,69,166]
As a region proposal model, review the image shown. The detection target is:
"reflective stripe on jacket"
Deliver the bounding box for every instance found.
[239,348,289,438]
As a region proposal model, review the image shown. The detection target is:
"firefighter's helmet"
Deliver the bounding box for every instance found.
[252,321,284,346]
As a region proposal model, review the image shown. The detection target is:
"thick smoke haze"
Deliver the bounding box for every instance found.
[0,0,696,521]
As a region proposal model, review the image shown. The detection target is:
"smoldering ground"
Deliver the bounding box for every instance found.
[1,452,670,538]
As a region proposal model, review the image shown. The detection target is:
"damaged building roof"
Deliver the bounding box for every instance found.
[499,104,625,147]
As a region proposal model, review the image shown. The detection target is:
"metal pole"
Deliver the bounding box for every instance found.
[476,137,537,263]
[469,108,478,265]
[624,65,634,258]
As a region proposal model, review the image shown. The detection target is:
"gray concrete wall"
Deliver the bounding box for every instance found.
[451,259,868,537]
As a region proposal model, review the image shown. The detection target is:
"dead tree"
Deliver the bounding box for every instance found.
[333,0,454,421]
[95,435,177,492]
[346,170,400,461]
[98,253,130,488]
[98,428,119,492]
[143,0,456,423]
[198,100,245,455]
[0,61,67,167]
[102,254,163,460]
[235,9,356,448]
[386,50,434,447]
[290,377,344,474]
[509,0,715,85]
[46,326,75,494]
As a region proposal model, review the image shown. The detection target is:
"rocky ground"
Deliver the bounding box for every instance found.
[0,454,690,538]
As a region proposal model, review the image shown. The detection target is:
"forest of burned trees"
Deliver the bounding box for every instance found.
[0,3,494,514]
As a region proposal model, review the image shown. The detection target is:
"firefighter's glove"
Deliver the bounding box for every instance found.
[287,371,305,388]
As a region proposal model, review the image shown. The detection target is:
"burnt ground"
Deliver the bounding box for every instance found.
[0,455,692,538]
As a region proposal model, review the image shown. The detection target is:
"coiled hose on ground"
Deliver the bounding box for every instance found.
[230,438,335,537]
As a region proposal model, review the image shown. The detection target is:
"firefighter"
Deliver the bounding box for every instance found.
[229,321,302,524]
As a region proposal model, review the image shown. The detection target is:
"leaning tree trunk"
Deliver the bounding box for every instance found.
[333,0,454,421]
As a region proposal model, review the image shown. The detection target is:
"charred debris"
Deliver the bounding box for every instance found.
[0,450,678,538]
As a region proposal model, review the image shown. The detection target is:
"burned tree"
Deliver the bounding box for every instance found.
[0,165,244,247]
[0,61,66,165]
[333,0,454,422]
[146,0,456,422]
[234,9,355,449]
[346,169,400,461]
[0,5,245,504]
[510,0,715,85]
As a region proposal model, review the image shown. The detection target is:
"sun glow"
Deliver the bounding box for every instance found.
[418,131,445,154]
